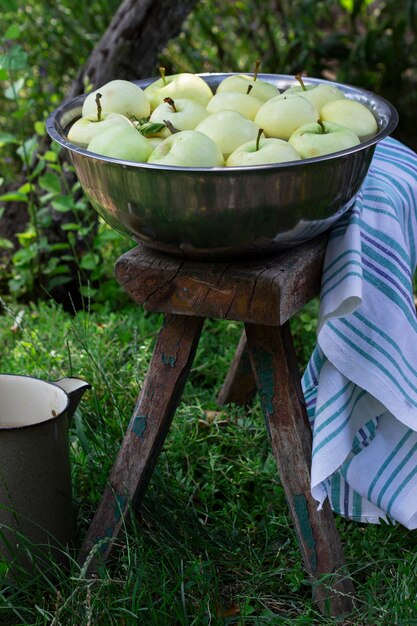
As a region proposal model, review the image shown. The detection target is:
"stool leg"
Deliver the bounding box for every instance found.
[78,314,204,567]
[217,331,257,407]
[244,321,354,616]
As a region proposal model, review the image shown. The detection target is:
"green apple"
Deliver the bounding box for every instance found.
[147,136,164,150]
[226,130,301,166]
[216,74,279,102]
[282,74,346,113]
[320,98,378,140]
[87,125,152,162]
[206,91,263,120]
[148,130,224,167]
[255,94,319,140]
[144,68,213,110]
[82,79,150,120]
[149,97,209,137]
[68,111,133,149]
[195,110,260,159]
[288,120,360,158]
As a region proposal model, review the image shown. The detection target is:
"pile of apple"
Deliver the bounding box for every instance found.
[68,67,379,167]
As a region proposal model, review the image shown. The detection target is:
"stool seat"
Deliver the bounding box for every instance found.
[79,236,354,616]
[115,235,327,325]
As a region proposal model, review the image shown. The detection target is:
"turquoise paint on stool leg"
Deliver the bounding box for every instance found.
[294,494,317,572]
[251,347,275,415]
[94,527,115,554]
[251,346,274,435]
[91,495,127,556]
[114,494,127,524]
[161,352,177,367]
[131,414,147,439]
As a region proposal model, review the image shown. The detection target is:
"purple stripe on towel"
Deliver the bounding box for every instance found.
[344,480,350,517]
[363,258,416,312]
[362,232,411,277]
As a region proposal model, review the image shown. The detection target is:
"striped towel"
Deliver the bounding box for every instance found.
[302,137,417,528]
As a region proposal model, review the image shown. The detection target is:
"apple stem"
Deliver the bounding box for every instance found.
[256,128,263,151]
[159,66,167,86]
[253,59,260,82]
[164,97,177,112]
[295,73,307,91]
[164,119,180,134]
[246,84,254,95]
[317,119,326,134]
[95,92,102,121]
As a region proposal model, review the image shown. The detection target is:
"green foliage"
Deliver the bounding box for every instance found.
[0,0,120,144]
[290,299,319,368]
[0,14,132,306]
[162,0,417,149]
[0,123,131,305]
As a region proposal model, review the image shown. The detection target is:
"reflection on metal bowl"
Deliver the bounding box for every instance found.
[46,74,398,259]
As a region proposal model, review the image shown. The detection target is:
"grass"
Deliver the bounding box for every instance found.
[1,296,417,624]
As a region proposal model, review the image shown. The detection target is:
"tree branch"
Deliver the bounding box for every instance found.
[66,0,199,100]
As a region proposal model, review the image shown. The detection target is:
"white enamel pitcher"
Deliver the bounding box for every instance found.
[0,375,90,576]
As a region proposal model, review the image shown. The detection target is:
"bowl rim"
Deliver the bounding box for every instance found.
[46,72,399,173]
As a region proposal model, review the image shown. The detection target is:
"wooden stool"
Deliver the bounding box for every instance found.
[79,235,354,615]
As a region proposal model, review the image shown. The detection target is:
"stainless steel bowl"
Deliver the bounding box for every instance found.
[46,73,398,259]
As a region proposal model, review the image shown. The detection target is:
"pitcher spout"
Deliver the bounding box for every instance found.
[54,377,91,421]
